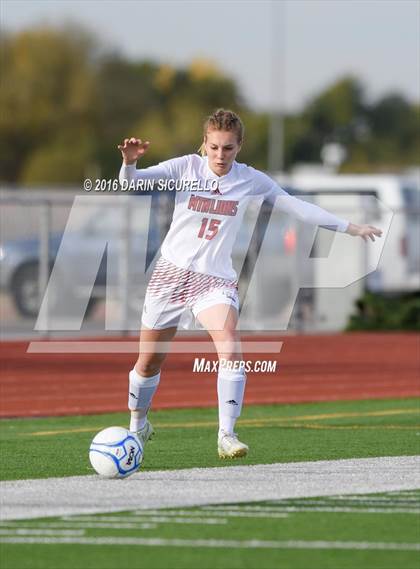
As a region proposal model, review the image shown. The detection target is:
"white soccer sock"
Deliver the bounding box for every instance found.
[217,367,246,437]
[128,368,160,432]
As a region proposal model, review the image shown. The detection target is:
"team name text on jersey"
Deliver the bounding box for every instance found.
[188,195,238,217]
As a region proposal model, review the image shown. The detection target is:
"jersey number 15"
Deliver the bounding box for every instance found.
[197,217,221,240]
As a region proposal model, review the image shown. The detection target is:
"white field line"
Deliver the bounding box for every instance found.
[209,507,420,515]
[203,501,420,509]
[202,505,420,514]
[131,509,288,518]
[331,496,420,502]
[0,536,419,551]
[305,496,419,503]
[203,501,420,508]
[129,509,289,517]
[0,529,85,536]
[268,492,420,500]
[61,516,227,525]
[131,502,417,516]
[2,456,419,521]
[68,512,288,520]
[1,523,158,530]
[134,505,420,516]
[318,496,420,507]
[264,498,420,506]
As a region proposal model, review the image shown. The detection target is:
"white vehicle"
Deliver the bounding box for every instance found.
[271,172,420,331]
[287,172,420,294]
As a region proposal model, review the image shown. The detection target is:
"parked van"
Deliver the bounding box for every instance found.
[285,173,420,294]
[267,171,420,331]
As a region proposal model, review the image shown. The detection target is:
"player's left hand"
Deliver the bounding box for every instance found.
[346,223,383,242]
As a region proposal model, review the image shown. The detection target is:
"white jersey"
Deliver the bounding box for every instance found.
[119,154,349,281]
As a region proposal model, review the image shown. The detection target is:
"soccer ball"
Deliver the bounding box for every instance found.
[89,426,143,479]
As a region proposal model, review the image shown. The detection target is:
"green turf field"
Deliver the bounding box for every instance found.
[1,490,419,569]
[0,398,419,481]
[0,398,419,569]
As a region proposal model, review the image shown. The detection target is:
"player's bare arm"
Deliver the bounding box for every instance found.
[346,223,383,242]
[117,137,150,165]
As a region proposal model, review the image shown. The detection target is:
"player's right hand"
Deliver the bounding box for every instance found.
[117,138,150,165]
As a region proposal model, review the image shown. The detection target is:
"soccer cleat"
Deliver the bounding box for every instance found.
[218,430,249,459]
[134,420,154,450]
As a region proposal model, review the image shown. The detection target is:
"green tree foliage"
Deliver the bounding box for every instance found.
[94,56,162,178]
[347,291,420,331]
[130,59,246,169]
[0,26,98,184]
[286,76,367,166]
[21,130,95,185]
[359,95,420,168]
[284,75,419,172]
[0,25,418,186]
[236,110,269,171]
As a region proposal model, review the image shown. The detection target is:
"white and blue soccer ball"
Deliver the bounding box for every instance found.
[89,426,143,479]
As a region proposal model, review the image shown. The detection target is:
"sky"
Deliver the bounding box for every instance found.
[1,0,419,112]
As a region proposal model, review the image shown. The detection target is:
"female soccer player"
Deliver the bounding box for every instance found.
[118,109,382,459]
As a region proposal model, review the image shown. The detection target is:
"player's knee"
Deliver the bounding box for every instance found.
[215,335,241,361]
[135,357,162,377]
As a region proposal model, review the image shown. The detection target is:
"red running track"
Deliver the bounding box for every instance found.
[0,333,419,418]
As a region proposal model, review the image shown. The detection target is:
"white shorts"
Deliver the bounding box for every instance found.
[141,257,239,330]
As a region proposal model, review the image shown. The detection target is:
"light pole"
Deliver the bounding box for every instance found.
[268,0,285,173]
